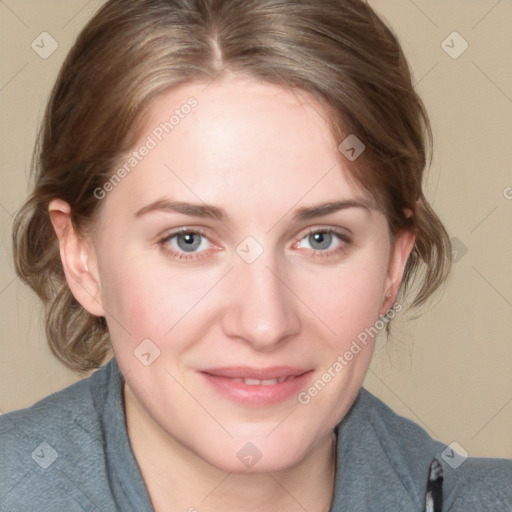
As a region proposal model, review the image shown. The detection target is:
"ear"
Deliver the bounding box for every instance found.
[379,227,415,316]
[48,199,105,317]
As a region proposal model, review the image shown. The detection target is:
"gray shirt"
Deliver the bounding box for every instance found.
[1,358,511,511]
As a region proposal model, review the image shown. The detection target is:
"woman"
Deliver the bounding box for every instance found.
[1,0,510,511]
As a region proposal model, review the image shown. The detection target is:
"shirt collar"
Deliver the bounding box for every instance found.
[102,358,155,511]
[102,358,420,511]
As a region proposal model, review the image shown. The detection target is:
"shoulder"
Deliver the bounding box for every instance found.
[0,361,115,511]
[356,388,512,509]
[0,360,111,443]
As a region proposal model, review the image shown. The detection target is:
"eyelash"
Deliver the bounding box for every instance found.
[158,227,352,262]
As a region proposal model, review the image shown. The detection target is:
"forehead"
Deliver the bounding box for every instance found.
[108,77,371,217]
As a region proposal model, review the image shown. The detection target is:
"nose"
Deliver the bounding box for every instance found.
[221,253,301,351]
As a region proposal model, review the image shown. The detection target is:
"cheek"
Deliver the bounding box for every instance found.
[99,265,156,332]
[98,254,219,345]
[303,254,388,347]
[95,253,171,349]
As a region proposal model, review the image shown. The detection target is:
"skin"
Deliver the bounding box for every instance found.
[49,76,415,512]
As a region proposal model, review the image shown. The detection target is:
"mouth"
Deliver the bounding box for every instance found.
[198,366,313,406]
[230,375,297,385]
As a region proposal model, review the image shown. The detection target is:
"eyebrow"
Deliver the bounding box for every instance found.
[291,199,375,221]
[134,198,375,222]
[135,200,227,222]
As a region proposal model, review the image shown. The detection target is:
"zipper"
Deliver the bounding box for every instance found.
[424,458,444,512]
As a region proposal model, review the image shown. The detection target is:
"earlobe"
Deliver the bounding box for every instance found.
[380,229,415,315]
[48,199,105,317]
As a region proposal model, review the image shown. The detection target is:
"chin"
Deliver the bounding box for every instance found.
[192,433,311,474]
[209,448,304,475]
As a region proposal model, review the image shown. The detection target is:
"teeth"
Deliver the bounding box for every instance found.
[232,376,295,385]
[247,378,275,385]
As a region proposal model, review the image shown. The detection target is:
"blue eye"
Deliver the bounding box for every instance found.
[159,229,213,260]
[305,231,335,250]
[158,227,351,263]
[297,229,349,254]
[174,232,203,252]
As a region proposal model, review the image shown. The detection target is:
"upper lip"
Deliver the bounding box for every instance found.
[201,366,311,379]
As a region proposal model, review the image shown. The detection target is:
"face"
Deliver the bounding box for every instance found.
[76,77,413,473]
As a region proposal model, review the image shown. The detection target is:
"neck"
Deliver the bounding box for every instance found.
[123,383,337,512]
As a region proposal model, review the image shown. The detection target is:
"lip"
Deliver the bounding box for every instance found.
[199,366,313,406]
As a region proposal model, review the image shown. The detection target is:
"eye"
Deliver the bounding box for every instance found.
[158,227,351,262]
[295,228,351,257]
[159,228,215,261]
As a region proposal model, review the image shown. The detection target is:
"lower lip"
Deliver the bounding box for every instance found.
[199,371,313,406]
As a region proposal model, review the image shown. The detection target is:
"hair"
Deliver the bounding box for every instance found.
[12,0,451,374]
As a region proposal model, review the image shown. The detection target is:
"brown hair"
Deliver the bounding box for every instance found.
[12,0,451,373]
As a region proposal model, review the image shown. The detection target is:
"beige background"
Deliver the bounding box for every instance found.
[0,1,511,458]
